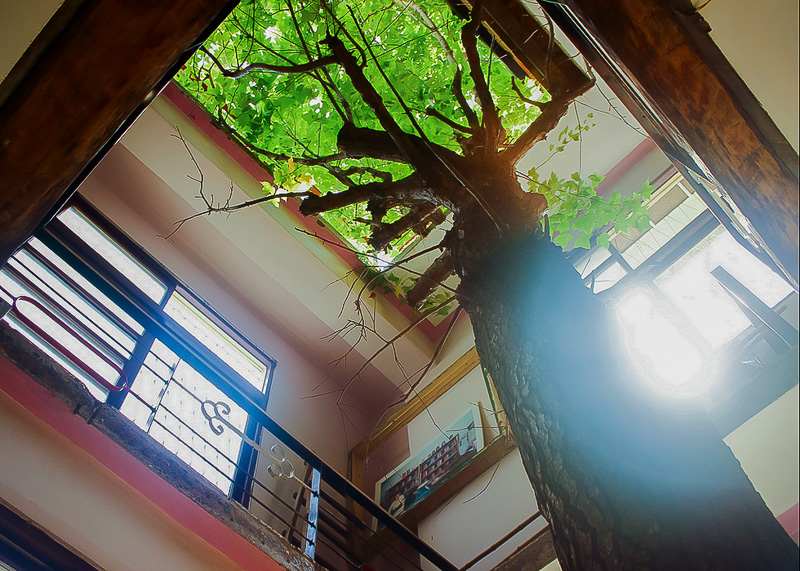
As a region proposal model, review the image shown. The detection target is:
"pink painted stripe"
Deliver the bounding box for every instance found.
[161,82,450,342]
[777,502,799,535]
[596,138,657,196]
[0,354,285,571]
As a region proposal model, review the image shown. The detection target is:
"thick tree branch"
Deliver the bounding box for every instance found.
[406,251,454,308]
[298,174,428,215]
[370,203,440,251]
[511,77,546,109]
[350,6,429,143]
[502,97,571,164]
[336,122,462,166]
[452,67,480,131]
[200,46,338,78]
[324,35,430,171]
[332,164,393,183]
[412,205,447,236]
[460,0,501,148]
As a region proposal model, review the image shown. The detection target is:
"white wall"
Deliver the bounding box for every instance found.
[419,450,543,571]
[700,0,799,152]
[725,385,799,517]
[0,0,63,82]
[0,387,244,571]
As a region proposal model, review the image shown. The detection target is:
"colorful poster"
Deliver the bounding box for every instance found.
[376,407,483,518]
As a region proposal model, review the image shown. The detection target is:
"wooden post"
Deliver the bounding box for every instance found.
[541,0,799,285]
[0,0,236,265]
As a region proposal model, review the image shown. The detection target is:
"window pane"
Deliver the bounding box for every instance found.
[655,226,794,349]
[148,361,249,493]
[120,394,155,430]
[621,192,707,269]
[10,250,137,356]
[572,247,611,280]
[592,262,627,293]
[614,288,706,394]
[58,208,167,303]
[165,293,267,390]
[129,365,168,408]
[29,237,144,337]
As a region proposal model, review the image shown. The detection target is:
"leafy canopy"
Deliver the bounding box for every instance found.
[176,0,547,256]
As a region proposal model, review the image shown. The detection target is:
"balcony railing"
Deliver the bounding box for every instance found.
[0,204,463,570]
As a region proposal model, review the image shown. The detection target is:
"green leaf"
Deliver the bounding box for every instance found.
[641,180,654,201]
[596,232,611,249]
[574,233,592,249]
[572,213,597,234]
[554,232,573,248]
[635,216,652,232]
[588,174,604,187]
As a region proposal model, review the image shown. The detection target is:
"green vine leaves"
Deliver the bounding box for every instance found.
[528,163,653,250]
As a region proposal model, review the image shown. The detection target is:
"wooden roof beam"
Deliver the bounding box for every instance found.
[0,0,238,265]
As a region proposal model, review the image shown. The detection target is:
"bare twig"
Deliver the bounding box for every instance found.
[333,295,455,406]
[163,190,313,239]
[391,305,463,409]
[296,228,460,296]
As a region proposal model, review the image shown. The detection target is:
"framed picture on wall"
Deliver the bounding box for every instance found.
[375,405,485,519]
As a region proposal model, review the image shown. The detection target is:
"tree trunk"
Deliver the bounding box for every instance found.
[456,232,798,570]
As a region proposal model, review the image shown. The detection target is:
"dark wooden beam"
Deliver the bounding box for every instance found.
[540,0,799,285]
[455,0,594,99]
[0,0,237,265]
[493,524,557,571]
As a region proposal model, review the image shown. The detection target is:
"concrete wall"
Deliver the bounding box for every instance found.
[0,378,248,570]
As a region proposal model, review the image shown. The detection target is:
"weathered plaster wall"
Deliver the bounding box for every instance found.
[0,369,251,570]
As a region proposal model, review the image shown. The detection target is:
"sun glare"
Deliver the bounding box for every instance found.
[613,227,793,399]
[615,289,708,397]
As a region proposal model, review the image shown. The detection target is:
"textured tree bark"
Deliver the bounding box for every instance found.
[456,231,799,570]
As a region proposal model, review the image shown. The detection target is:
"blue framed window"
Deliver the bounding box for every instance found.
[0,197,275,505]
